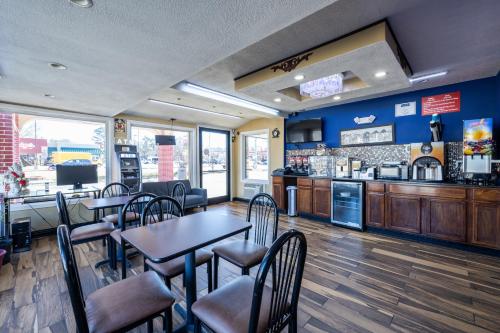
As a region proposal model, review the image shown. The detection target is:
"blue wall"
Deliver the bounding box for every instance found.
[285,75,500,150]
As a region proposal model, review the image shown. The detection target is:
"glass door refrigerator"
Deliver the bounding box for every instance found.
[331,181,364,230]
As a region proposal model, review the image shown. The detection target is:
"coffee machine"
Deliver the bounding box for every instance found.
[411,142,444,181]
[335,157,352,178]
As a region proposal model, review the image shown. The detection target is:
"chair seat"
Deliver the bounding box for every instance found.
[102,211,139,224]
[86,271,175,333]
[192,275,273,333]
[70,222,114,242]
[212,240,268,268]
[146,249,213,278]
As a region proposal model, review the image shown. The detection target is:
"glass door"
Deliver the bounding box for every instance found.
[199,127,230,204]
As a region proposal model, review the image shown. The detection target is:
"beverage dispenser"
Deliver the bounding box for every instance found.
[411,142,444,181]
[463,118,493,174]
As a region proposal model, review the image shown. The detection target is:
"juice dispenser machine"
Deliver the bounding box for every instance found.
[463,118,493,174]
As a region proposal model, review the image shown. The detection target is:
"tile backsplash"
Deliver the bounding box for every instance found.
[286,142,464,180]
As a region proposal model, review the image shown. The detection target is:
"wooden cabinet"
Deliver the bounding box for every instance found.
[272,177,285,210]
[366,192,385,227]
[386,194,421,233]
[469,202,500,249]
[313,179,331,218]
[422,198,466,242]
[297,178,312,214]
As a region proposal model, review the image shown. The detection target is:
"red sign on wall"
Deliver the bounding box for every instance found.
[421,91,460,116]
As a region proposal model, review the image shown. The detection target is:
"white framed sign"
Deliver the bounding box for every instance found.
[395,101,416,117]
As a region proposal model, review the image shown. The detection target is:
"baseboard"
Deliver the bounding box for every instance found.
[232,197,250,203]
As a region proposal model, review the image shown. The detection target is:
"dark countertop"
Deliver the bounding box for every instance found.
[276,174,500,189]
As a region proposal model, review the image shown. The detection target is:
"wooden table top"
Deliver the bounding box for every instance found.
[121,211,251,263]
[81,195,134,210]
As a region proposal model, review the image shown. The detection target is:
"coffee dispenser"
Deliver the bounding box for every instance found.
[411,142,444,181]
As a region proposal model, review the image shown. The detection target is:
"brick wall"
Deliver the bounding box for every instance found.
[158,145,174,181]
[0,113,20,173]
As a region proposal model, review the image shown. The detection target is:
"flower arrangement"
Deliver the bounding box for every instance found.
[4,163,29,194]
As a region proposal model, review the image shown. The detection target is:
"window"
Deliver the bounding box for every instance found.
[0,112,107,189]
[130,125,191,182]
[241,131,269,182]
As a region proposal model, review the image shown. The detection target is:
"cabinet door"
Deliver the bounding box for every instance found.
[313,186,331,218]
[297,186,312,214]
[272,183,284,210]
[386,194,421,233]
[470,202,500,249]
[366,192,385,227]
[423,198,466,242]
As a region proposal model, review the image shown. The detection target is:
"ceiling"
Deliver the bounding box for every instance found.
[0,0,499,129]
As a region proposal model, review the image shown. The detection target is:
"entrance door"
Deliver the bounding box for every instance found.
[199,127,230,204]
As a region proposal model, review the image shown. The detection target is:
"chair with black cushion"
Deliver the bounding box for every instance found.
[192,229,307,333]
[171,182,186,213]
[141,196,213,292]
[57,224,175,333]
[109,193,157,279]
[56,191,115,268]
[212,193,278,289]
[100,182,137,225]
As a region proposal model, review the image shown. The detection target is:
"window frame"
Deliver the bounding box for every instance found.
[240,129,270,185]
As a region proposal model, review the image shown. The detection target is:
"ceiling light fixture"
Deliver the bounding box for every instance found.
[294,74,305,81]
[69,0,93,8]
[374,71,387,78]
[273,97,282,103]
[300,73,344,99]
[409,71,447,83]
[148,99,242,119]
[333,95,341,101]
[177,82,279,116]
[48,63,67,70]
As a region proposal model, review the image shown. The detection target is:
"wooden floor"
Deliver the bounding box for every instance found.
[1,201,500,333]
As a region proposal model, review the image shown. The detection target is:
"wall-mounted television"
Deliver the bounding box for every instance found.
[286,118,323,143]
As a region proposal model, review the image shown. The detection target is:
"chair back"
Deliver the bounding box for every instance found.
[172,182,186,212]
[56,191,72,228]
[101,182,130,217]
[249,230,307,333]
[247,193,279,246]
[57,225,89,333]
[120,193,156,231]
[141,196,183,226]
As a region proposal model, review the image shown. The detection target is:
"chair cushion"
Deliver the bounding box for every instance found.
[192,275,273,333]
[86,271,175,333]
[101,211,139,224]
[146,249,213,278]
[185,194,204,208]
[212,240,268,268]
[70,222,114,242]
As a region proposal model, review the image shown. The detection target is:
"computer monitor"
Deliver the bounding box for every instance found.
[56,165,98,189]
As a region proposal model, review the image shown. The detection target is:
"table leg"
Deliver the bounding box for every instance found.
[173,251,197,332]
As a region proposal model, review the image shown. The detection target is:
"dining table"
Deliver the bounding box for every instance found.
[120,210,252,333]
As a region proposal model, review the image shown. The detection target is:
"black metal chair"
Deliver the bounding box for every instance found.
[109,193,157,279]
[141,196,214,292]
[55,191,115,268]
[212,193,279,289]
[57,224,175,333]
[100,182,135,225]
[172,182,186,213]
[192,229,307,333]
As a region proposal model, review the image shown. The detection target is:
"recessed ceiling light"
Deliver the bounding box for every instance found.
[148,99,242,119]
[294,74,305,81]
[177,82,279,116]
[48,63,67,70]
[333,95,341,101]
[273,97,282,103]
[44,94,55,98]
[374,71,387,78]
[69,0,93,8]
[409,71,447,83]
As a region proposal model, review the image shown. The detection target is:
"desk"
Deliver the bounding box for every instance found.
[121,211,251,333]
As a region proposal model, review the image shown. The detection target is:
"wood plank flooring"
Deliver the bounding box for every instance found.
[1,201,500,332]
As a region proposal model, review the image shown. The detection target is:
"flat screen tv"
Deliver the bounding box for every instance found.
[286,118,323,143]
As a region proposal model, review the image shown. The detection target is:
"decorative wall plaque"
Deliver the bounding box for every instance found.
[270,52,313,73]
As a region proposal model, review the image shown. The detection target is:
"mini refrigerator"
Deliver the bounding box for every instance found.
[331,181,364,230]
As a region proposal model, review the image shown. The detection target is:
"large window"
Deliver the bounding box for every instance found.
[0,112,107,190]
[242,131,269,182]
[130,125,191,182]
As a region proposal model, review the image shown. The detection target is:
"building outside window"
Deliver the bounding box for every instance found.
[0,112,107,189]
[241,131,269,182]
[130,125,191,182]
